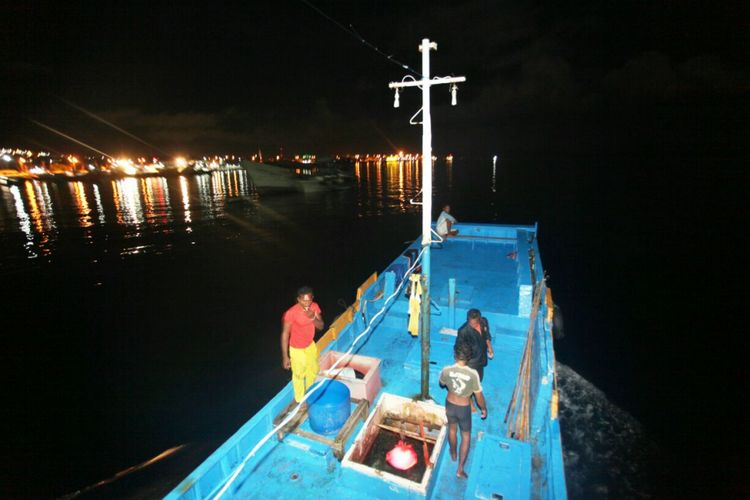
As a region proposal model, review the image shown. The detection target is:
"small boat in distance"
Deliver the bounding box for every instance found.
[242,160,354,194]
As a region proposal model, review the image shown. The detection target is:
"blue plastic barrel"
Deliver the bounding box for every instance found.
[307,379,351,435]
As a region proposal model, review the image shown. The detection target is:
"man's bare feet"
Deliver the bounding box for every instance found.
[450,448,457,462]
[456,470,468,479]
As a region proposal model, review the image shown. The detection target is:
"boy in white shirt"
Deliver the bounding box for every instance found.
[436,204,459,239]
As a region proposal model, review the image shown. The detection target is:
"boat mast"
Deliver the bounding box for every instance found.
[389,39,465,400]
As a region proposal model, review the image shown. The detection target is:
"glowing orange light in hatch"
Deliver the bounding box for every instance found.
[385,440,418,471]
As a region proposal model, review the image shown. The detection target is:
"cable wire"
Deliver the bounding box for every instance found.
[298,0,423,78]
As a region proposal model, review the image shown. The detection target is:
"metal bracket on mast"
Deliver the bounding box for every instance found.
[409,107,423,125]
[409,188,423,205]
[429,229,444,244]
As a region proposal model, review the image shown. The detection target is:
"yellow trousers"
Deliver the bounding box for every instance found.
[289,342,319,402]
[408,274,422,336]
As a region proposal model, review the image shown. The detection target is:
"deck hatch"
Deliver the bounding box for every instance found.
[342,393,447,496]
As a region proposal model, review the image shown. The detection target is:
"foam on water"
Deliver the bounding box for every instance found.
[557,363,661,499]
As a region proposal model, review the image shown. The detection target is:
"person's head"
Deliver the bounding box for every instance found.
[296,286,314,308]
[467,308,482,328]
[442,204,451,213]
[454,338,472,364]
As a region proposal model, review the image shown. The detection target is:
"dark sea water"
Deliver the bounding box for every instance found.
[0,156,741,498]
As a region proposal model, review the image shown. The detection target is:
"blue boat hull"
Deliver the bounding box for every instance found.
[167,223,567,499]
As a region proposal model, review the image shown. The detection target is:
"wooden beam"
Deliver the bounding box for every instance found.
[376,423,437,444]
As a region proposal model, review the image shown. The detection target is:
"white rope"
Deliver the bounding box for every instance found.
[212,247,425,499]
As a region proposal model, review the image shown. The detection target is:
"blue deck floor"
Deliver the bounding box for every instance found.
[227,237,534,499]
[431,239,520,316]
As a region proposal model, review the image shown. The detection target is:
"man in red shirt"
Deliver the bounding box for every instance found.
[280,286,325,402]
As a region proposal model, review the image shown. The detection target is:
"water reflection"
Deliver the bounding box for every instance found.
[33,181,56,233]
[211,171,226,197]
[353,160,423,215]
[92,184,106,225]
[446,158,453,191]
[70,181,94,229]
[112,178,143,226]
[12,181,59,257]
[492,155,497,193]
[10,184,36,258]
[141,177,172,226]
[196,173,212,209]
[1,165,434,262]
[179,176,192,228]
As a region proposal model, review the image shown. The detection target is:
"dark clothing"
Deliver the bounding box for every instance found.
[445,400,472,432]
[456,317,491,371]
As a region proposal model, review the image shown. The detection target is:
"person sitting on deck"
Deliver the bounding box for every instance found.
[436,204,459,240]
[280,286,325,403]
[439,339,487,479]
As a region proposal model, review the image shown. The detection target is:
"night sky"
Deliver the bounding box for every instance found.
[1,1,746,158]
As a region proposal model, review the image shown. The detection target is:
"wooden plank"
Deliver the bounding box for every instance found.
[316,307,355,351]
[376,423,437,444]
[293,428,335,446]
[273,400,309,439]
[354,272,378,311]
[315,328,337,351]
[419,418,432,468]
[276,398,371,459]
[331,399,369,459]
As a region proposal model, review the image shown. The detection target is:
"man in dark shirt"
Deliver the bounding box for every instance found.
[455,308,494,380]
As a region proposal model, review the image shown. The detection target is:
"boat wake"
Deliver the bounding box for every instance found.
[557,363,660,499]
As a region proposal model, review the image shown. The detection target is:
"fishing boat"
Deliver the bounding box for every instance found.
[167,39,567,499]
[240,160,354,194]
[167,223,565,499]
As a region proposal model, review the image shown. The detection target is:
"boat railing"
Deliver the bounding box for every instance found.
[502,271,567,497]
[504,278,558,442]
[319,248,416,356]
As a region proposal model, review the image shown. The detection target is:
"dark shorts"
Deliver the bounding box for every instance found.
[445,400,472,432]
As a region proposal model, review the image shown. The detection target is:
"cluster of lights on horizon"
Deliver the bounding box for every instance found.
[344,152,454,163]
[0,148,253,179]
[2,147,457,184]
